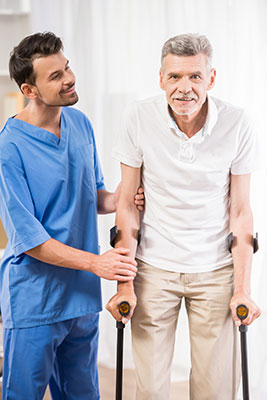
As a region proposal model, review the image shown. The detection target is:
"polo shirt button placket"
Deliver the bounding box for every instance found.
[179,142,195,163]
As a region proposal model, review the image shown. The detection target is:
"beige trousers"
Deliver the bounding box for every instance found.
[131,260,240,400]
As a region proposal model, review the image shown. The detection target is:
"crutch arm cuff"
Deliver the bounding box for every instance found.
[110,225,141,248]
[227,232,259,254]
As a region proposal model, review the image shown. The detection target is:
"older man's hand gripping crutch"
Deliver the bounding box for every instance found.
[236,304,250,400]
[228,232,260,400]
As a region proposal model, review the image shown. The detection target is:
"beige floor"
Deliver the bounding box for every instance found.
[0,364,189,399]
[43,365,189,399]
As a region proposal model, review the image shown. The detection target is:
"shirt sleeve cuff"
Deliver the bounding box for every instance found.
[112,151,142,168]
[97,182,106,191]
[13,231,51,258]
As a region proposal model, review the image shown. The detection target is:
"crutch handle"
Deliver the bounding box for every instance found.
[118,301,131,317]
[116,301,131,329]
[237,304,249,332]
[236,304,248,321]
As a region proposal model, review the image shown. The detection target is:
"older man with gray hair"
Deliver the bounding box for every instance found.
[107,33,261,400]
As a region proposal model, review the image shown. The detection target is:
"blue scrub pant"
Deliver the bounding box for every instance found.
[2,313,100,400]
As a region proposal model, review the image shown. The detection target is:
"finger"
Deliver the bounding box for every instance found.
[105,305,122,322]
[116,267,136,277]
[118,266,137,275]
[137,206,144,211]
[244,309,260,325]
[122,316,130,324]
[233,316,241,327]
[115,264,137,275]
[114,247,130,254]
[106,272,135,281]
[117,255,137,267]
[243,314,255,325]
[113,309,123,321]
[137,187,144,193]
[231,307,241,327]
[119,257,137,267]
[116,275,135,282]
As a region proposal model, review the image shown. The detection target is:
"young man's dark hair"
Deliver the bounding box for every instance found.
[9,31,63,88]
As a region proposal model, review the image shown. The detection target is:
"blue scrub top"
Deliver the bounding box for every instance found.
[0,107,105,328]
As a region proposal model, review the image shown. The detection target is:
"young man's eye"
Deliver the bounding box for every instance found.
[51,73,60,80]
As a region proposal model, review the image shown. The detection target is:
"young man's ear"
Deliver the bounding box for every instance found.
[20,83,37,99]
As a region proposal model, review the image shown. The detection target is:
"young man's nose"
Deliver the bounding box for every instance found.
[63,69,75,86]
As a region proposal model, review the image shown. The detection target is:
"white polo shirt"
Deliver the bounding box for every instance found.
[113,95,257,273]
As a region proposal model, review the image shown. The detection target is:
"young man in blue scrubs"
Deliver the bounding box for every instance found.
[0,32,143,399]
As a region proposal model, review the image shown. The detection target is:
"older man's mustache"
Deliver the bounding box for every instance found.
[172,94,198,101]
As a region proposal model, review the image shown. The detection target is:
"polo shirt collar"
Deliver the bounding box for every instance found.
[163,94,218,138]
[205,95,218,136]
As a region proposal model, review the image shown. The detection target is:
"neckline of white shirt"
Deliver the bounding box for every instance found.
[170,116,206,144]
[164,95,219,143]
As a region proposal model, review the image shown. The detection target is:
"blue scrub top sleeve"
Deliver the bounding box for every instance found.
[0,159,51,257]
[90,126,106,191]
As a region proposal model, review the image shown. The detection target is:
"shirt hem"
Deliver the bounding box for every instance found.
[4,307,103,329]
[136,254,233,274]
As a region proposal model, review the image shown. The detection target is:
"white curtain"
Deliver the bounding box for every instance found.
[30,1,267,397]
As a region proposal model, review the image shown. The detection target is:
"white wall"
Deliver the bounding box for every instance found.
[2,0,266,398]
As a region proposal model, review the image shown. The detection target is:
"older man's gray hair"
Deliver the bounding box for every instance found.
[161,33,213,70]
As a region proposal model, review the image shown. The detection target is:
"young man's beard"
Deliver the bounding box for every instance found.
[61,92,79,106]
[35,85,79,107]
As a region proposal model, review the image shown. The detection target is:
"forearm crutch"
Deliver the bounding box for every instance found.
[236,304,249,400]
[227,233,258,400]
[116,301,130,400]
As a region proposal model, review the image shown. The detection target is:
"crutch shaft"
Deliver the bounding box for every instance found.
[239,325,249,400]
[115,302,130,400]
[116,322,125,400]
